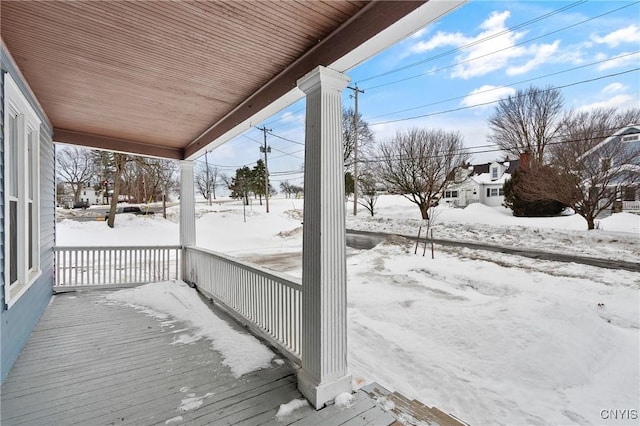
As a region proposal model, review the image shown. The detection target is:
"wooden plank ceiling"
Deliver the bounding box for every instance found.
[1,1,425,159]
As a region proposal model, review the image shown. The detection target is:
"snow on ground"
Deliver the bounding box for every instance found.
[104,281,274,377]
[346,239,639,425]
[57,213,179,246]
[57,196,640,425]
[346,196,640,262]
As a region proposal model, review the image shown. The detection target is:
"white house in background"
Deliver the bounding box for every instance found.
[59,183,104,207]
[78,186,102,205]
[443,159,520,208]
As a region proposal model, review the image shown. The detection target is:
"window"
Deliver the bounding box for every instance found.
[622,134,639,143]
[491,167,498,180]
[444,190,459,198]
[601,157,611,170]
[623,186,637,201]
[489,188,499,197]
[4,74,41,307]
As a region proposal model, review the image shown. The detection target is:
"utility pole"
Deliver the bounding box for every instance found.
[348,85,364,216]
[257,126,272,213]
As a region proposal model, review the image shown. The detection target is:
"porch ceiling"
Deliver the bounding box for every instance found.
[1,1,457,160]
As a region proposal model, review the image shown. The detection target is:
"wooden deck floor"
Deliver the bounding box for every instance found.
[1,290,404,426]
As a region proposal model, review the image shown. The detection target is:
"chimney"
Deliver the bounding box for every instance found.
[520,151,531,171]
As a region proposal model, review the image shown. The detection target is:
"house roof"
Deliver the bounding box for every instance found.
[581,125,640,159]
[1,1,463,160]
[470,159,520,176]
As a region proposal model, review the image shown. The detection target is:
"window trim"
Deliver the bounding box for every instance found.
[4,74,42,309]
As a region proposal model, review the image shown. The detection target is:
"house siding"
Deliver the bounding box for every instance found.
[1,67,5,309]
[1,47,55,383]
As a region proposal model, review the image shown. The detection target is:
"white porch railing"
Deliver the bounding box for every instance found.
[55,245,181,289]
[184,246,302,364]
[597,200,640,211]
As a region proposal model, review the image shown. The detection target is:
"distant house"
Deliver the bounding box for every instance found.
[581,125,640,211]
[80,186,103,205]
[443,159,520,207]
[60,183,104,208]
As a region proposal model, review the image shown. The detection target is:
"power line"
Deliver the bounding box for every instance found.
[267,131,304,146]
[367,51,640,120]
[358,0,590,84]
[357,126,637,164]
[363,1,640,91]
[369,68,640,126]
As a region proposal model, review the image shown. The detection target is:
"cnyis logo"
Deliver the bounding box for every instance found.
[600,409,638,420]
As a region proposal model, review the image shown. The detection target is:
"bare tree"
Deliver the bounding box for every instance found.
[107,153,129,228]
[195,162,219,204]
[357,165,379,217]
[280,180,298,198]
[143,159,178,218]
[343,107,374,169]
[519,110,640,230]
[377,128,469,220]
[56,146,95,202]
[489,85,564,164]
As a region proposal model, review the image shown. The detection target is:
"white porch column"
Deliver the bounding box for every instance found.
[297,66,352,409]
[179,160,196,280]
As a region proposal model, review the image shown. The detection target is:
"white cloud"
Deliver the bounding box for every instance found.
[506,40,561,76]
[480,10,511,31]
[408,9,553,80]
[597,51,640,71]
[461,85,516,108]
[410,27,429,40]
[410,31,468,54]
[601,82,626,94]
[578,94,637,112]
[591,24,640,48]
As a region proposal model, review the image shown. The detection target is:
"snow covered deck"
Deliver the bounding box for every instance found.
[0,288,458,425]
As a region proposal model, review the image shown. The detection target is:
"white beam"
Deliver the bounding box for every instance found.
[297,66,351,409]
[179,160,196,248]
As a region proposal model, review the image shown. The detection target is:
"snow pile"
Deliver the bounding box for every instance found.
[177,392,214,412]
[105,281,274,377]
[334,392,354,409]
[275,398,309,419]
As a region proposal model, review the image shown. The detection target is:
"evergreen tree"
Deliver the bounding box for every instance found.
[252,160,267,205]
[228,166,252,205]
[503,169,565,217]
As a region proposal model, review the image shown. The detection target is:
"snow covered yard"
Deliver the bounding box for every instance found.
[346,239,639,425]
[56,196,640,425]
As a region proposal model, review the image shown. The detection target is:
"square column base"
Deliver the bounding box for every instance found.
[297,369,353,409]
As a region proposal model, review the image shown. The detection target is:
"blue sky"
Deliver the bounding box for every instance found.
[205,0,640,187]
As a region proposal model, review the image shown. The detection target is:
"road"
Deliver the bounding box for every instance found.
[346,229,640,273]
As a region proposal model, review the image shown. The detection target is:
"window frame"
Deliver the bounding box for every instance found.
[491,167,498,180]
[490,188,499,197]
[4,74,42,308]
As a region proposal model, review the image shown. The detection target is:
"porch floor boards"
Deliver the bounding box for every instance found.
[1,290,400,426]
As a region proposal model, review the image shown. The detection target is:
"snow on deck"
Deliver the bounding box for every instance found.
[0,288,415,426]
